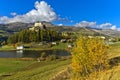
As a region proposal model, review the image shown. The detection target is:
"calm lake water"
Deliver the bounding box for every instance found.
[0,50,70,58]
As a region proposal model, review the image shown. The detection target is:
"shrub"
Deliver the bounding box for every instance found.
[71,36,109,78]
[38,52,47,61]
[46,54,57,61]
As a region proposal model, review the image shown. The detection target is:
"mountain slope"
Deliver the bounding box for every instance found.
[91,28,120,37]
[0,22,120,38]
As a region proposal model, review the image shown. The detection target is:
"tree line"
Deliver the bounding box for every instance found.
[7,29,62,44]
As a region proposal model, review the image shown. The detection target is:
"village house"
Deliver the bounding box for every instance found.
[88,36,106,39]
[61,39,67,43]
[67,43,74,48]
[16,46,24,50]
[51,42,57,45]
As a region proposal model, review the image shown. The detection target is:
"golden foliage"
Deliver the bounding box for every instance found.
[71,36,109,77]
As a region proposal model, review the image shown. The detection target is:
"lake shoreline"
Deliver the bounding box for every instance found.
[0,48,71,58]
[0,48,70,52]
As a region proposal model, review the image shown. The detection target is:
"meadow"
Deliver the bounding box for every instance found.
[1,59,71,80]
[108,42,120,58]
[0,42,68,51]
[0,41,120,80]
[0,58,34,74]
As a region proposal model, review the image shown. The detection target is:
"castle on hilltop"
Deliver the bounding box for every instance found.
[29,21,46,31]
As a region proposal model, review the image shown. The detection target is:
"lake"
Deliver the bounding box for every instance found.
[0,49,70,58]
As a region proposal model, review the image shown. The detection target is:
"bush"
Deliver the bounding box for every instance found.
[71,36,109,78]
[46,54,57,61]
[38,52,47,61]
[40,52,46,58]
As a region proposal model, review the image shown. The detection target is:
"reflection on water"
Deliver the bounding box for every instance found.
[0,50,70,58]
[16,50,23,53]
[16,50,23,57]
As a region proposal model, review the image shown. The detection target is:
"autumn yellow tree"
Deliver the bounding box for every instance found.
[71,36,109,78]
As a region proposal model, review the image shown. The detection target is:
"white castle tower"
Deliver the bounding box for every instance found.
[29,21,46,31]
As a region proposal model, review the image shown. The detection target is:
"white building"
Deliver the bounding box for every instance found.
[16,46,24,50]
[29,21,46,31]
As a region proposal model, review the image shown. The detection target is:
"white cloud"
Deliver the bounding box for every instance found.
[58,24,63,26]
[0,1,57,23]
[74,21,119,31]
[74,21,96,27]
[110,25,116,30]
[117,28,120,31]
[10,12,17,16]
[99,23,112,28]
[0,16,9,24]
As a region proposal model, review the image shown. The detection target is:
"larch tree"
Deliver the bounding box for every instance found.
[71,36,109,78]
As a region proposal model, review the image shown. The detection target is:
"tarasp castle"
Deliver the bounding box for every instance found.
[29,21,46,31]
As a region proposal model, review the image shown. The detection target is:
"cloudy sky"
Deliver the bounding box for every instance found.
[0,0,120,30]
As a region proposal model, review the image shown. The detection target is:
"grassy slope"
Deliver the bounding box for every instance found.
[98,65,120,80]
[2,59,71,80]
[0,59,34,74]
[88,64,120,80]
[108,42,120,58]
[103,42,120,80]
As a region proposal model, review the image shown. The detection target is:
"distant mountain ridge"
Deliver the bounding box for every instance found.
[0,22,120,37]
[0,21,54,32]
[91,28,120,37]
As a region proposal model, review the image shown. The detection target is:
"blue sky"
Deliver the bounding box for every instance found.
[0,0,120,30]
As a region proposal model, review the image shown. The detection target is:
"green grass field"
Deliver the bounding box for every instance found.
[1,59,71,80]
[0,45,15,51]
[0,59,34,74]
[108,42,120,58]
[51,43,68,49]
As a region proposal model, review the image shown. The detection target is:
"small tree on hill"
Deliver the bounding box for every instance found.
[71,36,109,78]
